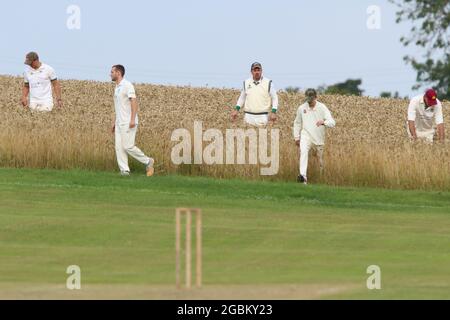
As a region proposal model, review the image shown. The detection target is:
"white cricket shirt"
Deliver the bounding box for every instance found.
[23,63,57,105]
[408,95,444,134]
[293,101,336,146]
[114,78,138,125]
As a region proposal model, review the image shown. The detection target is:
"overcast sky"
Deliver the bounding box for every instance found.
[0,0,425,97]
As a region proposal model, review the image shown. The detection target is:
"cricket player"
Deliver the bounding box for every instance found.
[21,52,62,112]
[293,89,335,184]
[110,65,155,177]
[231,62,279,126]
[407,89,445,143]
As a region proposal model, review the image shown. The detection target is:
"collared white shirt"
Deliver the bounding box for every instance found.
[408,95,444,133]
[114,78,138,125]
[24,63,57,105]
[293,101,335,146]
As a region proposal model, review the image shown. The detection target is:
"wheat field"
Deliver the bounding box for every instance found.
[0,75,449,190]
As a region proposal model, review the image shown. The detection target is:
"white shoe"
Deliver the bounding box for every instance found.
[120,171,130,176]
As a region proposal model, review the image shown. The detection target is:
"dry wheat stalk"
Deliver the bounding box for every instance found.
[0,75,449,190]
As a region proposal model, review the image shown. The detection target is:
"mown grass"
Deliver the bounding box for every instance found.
[0,168,449,299]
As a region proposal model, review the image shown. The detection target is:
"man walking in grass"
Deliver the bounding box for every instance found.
[407,89,445,144]
[231,62,279,126]
[293,89,335,185]
[110,65,154,177]
[21,52,63,112]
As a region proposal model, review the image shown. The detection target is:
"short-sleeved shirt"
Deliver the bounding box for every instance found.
[23,63,57,105]
[114,78,138,125]
[408,95,444,134]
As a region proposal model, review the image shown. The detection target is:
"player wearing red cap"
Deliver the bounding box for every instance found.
[407,89,445,143]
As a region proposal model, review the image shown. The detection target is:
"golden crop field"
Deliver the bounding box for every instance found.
[0,75,449,190]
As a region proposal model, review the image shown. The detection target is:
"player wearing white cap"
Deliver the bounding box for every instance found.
[293,89,335,185]
[407,89,445,143]
[231,62,279,126]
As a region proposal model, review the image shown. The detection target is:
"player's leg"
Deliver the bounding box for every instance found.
[115,125,130,174]
[299,136,312,183]
[31,104,53,112]
[426,132,435,144]
[121,125,154,175]
[29,103,38,112]
[244,113,256,126]
[40,104,53,112]
[417,131,434,144]
[244,113,268,127]
[254,114,269,127]
[316,145,325,175]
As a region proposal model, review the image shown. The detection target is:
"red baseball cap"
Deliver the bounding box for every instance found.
[424,89,438,106]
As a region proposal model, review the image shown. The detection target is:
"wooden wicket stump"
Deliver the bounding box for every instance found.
[176,208,202,289]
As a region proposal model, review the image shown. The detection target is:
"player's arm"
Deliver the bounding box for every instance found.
[127,84,138,129]
[232,83,246,122]
[408,121,417,140]
[436,103,445,142]
[51,80,62,108]
[21,82,30,107]
[407,100,417,140]
[293,107,303,146]
[130,97,138,129]
[437,123,445,141]
[269,81,278,123]
[49,67,62,108]
[322,105,336,128]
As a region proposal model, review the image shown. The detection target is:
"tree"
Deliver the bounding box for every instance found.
[391,0,450,100]
[323,79,364,96]
[285,86,301,94]
[380,91,400,98]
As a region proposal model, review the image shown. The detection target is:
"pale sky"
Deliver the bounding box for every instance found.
[0,0,424,97]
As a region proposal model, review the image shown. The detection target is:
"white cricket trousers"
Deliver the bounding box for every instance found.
[244,113,269,127]
[30,102,53,112]
[115,124,150,173]
[299,135,324,178]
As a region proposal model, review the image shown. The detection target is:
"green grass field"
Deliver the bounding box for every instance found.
[0,168,449,299]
